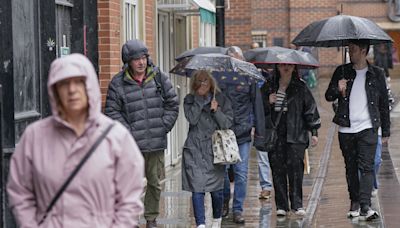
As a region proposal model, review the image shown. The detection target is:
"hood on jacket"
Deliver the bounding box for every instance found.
[122,39,149,64]
[47,53,101,123]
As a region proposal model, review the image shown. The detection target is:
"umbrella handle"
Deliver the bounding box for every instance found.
[213,86,216,100]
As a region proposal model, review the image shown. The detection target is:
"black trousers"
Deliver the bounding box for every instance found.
[269,139,306,211]
[338,128,377,209]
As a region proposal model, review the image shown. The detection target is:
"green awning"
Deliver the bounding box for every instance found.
[200,8,215,25]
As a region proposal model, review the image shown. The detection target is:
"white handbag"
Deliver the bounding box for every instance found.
[212,129,241,165]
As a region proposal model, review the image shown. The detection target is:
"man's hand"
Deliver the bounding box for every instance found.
[338,79,348,97]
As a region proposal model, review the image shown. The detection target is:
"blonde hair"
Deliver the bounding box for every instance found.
[190,70,220,95]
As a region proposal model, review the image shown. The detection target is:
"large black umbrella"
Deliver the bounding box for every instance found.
[292,14,393,47]
[175,46,228,61]
[244,46,319,69]
[170,53,265,85]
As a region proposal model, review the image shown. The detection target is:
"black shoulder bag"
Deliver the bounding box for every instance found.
[264,96,286,152]
[38,122,116,225]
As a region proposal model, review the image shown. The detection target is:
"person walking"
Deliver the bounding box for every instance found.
[250,43,274,201]
[105,39,179,228]
[372,127,382,197]
[221,46,265,224]
[261,63,320,217]
[325,39,390,221]
[182,70,233,228]
[7,54,145,228]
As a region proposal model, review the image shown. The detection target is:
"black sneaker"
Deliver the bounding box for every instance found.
[233,212,245,224]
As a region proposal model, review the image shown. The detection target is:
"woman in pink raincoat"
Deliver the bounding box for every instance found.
[7,53,145,228]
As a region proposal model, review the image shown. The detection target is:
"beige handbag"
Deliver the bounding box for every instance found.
[212,129,241,165]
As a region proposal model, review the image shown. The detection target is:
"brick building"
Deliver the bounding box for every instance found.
[225,0,400,76]
[97,0,217,167]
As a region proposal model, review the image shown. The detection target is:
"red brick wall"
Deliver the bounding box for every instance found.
[98,0,121,104]
[145,1,156,59]
[192,17,200,48]
[226,0,394,77]
[225,0,252,50]
[98,0,158,106]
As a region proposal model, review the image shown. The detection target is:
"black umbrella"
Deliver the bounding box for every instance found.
[175,46,228,61]
[292,14,393,47]
[170,53,265,84]
[244,46,319,69]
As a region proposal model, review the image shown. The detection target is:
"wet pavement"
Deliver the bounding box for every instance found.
[138,78,400,228]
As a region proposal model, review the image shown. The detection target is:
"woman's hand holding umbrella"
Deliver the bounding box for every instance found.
[211,99,218,112]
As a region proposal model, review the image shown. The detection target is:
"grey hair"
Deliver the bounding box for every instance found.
[226,46,244,59]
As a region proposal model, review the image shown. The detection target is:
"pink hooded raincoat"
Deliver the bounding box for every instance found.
[7,54,144,228]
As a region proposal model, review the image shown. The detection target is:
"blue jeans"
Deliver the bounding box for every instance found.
[373,136,382,189]
[192,190,223,226]
[223,142,250,214]
[257,150,273,190]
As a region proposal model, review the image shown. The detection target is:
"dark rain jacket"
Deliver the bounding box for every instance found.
[325,63,390,137]
[182,92,233,192]
[105,66,179,152]
[219,82,265,146]
[261,75,321,145]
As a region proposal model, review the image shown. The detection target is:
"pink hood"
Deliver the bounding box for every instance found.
[47,53,101,123]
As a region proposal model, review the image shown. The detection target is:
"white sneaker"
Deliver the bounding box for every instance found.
[276,209,287,216]
[371,188,378,197]
[211,218,222,228]
[359,208,379,221]
[196,225,205,228]
[347,210,360,218]
[294,208,306,216]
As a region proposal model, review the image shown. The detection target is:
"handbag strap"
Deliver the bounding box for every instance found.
[38,122,116,225]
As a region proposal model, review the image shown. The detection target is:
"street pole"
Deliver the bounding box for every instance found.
[216,0,225,47]
[0,84,3,226]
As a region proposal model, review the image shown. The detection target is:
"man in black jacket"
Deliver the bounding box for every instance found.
[105,39,179,228]
[325,39,390,221]
[220,46,265,224]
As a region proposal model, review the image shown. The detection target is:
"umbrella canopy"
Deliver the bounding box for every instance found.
[292,15,393,47]
[170,53,265,85]
[244,46,320,69]
[175,46,228,61]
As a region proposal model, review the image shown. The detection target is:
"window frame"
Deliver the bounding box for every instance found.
[123,0,138,42]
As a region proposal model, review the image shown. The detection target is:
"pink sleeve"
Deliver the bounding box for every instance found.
[6,126,39,228]
[112,128,145,227]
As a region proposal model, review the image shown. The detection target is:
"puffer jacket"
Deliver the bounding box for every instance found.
[105,66,179,152]
[261,74,321,144]
[325,63,390,137]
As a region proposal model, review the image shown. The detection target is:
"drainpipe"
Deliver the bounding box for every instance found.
[216,0,225,47]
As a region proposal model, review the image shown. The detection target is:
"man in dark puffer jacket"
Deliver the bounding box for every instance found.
[105,39,179,228]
